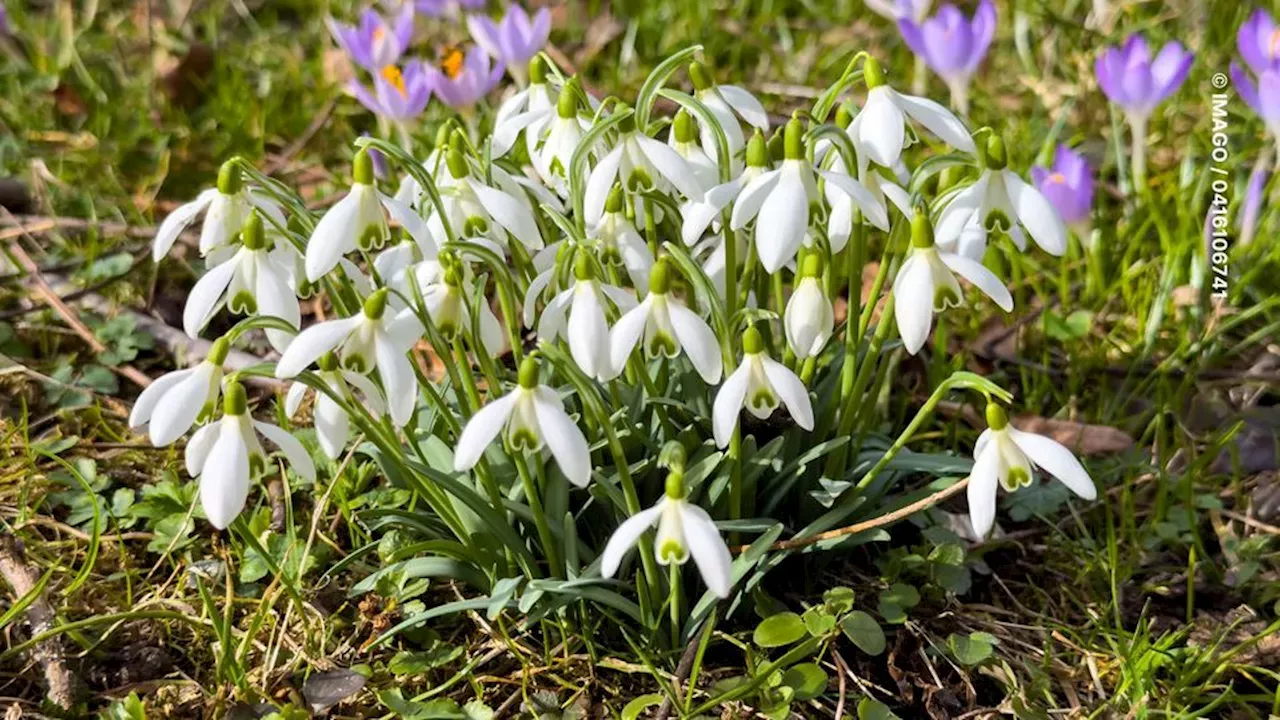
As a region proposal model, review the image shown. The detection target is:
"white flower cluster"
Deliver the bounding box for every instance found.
[142,53,1095,599]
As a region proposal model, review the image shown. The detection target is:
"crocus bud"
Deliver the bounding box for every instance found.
[863,56,885,89]
[985,402,1009,430]
[353,148,375,185]
[673,109,697,144]
[363,288,389,320]
[911,211,935,249]
[223,381,248,416]
[742,326,764,354]
[746,130,769,168]
[529,55,547,84]
[241,212,266,250]
[517,353,539,388]
[783,117,805,161]
[688,61,713,92]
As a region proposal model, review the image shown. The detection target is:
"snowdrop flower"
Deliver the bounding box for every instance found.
[348,60,434,123]
[499,77,590,198]
[849,57,976,170]
[688,61,769,168]
[284,352,387,460]
[967,403,1097,538]
[417,257,506,353]
[326,4,415,72]
[893,213,1012,355]
[601,469,732,598]
[1031,145,1094,243]
[393,124,454,210]
[936,134,1067,260]
[583,113,705,228]
[275,289,424,427]
[452,355,592,487]
[467,5,551,71]
[680,131,771,247]
[608,259,722,383]
[713,327,814,447]
[591,186,654,288]
[183,213,299,352]
[897,0,996,114]
[537,254,636,381]
[784,255,834,359]
[188,382,316,529]
[824,105,914,252]
[306,149,434,281]
[1095,35,1193,186]
[731,118,888,273]
[495,57,556,131]
[428,146,544,252]
[152,160,286,262]
[429,45,504,108]
[667,109,719,191]
[129,337,230,447]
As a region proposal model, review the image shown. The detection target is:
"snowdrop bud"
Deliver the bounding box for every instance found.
[217,159,243,195]
[664,468,685,499]
[557,77,580,118]
[517,353,540,388]
[353,148,375,185]
[742,325,764,354]
[985,134,1007,170]
[863,56,885,89]
[985,402,1008,430]
[208,336,231,366]
[783,118,805,160]
[648,257,672,294]
[834,104,854,130]
[800,252,823,279]
[446,146,470,179]
[911,211,935,249]
[688,61,713,92]
[223,381,248,416]
[240,212,266,250]
[317,351,339,372]
[529,55,547,84]
[363,288,390,320]
[674,110,697,144]
[605,184,625,214]
[658,440,686,472]
[745,131,769,168]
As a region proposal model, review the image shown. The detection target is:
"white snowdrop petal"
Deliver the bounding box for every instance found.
[471,181,544,250]
[149,364,217,447]
[600,503,663,578]
[759,356,813,430]
[939,253,1014,312]
[129,368,193,429]
[679,502,733,598]
[729,170,780,230]
[1002,170,1068,256]
[894,92,976,152]
[284,381,310,418]
[608,299,652,378]
[185,423,219,477]
[966,442,1002,538]
[1008,428,1097,500]
[153,190,215,262]
[305,193,363,281]
[275,316,363,378]
[583,146,624,227]
[667,301,723,384]
[712,363,751,448]
[754,169,809,273]
[892,252,935,355]
[253,421,317,483]
[532,386,592,488]
[200,423,251,530]
[453,391,519,471]
[182,255,239,338]
[375,332,417,427]
[718,85,770,129]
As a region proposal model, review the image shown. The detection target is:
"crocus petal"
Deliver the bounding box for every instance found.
[759,356,814,430]
[129,368,193,429]
[532,386,592,487]
[679,502,733,598]
[253,421,317,483]
[966,441,1001,538]
[600,503,663,577]
[892,252,935,355]
[275,316,363,378]
[453,391,519,471]
[1008,428,1097,500]
[939,253,1013,311]
[712,363,751,447]
[200,423,250,530]
[153,190,216,262]
[1002,170,1067,256]
[667,301,724,384]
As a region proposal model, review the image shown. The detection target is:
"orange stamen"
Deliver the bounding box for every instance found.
[439,46,465,80]
[381,65,407,98]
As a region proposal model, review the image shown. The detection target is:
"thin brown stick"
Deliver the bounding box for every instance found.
[1222,509,1280,536]
[736,478,970,554]
[0,535,79,709]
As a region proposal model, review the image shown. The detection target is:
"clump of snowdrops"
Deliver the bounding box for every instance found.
[139,47,1096,645]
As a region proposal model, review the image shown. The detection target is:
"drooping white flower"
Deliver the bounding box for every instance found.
[182,213,300,352]
[274,289,424,427]
[892,214,1013,355]
[935,136,1068,260]
[680,130,771,247]
[784,255,835,359]
[394,125,453,209]
[820,108,914,253]
[608,259,722,383]
[416,257,507,354]
[713,327,815,447]
[493,57,558,149]
[667,109,719,192]
[452,356,592,487]
[688,60,770,170]
[152,160,287,261]
[731,118,888,273]
[283,352,387,460]
[601,470,732,598]
[849,70,976,170]
[536,254,636,381]
[187,382,316,529]
[427,146,544,253]
[582,116,705,228]
[306,148,436,281]
[591,186,655,288]
[968,404,1097,538]
[129,337,230,447]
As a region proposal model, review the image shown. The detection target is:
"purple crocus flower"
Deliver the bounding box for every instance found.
[327,4,416,72]
[428,46,505,108]
[349,60,434,122]
[1031,145,1094,235]
[416,0,485,18]
[1094,35,1194,120]
[1231,11,1280,138]
[1236,9,1280,76]
[1240,157,1270,246]
[467,5,551,69]
[866,0,930,22]
[897,0,996,114]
